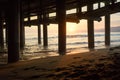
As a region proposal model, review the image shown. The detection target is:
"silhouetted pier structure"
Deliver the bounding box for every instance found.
[0,0,120,63]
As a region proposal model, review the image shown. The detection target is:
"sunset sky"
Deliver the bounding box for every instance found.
[26,1,120,35]
[26,12,120,36]
[50,1,120,33]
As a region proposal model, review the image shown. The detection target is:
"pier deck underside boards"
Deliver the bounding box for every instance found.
[22,0,113,15]
[24,2,120,26]
[0,0,119,24]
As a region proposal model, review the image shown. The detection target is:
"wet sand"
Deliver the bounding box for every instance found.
[0,46,120,80]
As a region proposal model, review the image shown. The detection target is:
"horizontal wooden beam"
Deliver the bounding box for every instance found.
[77,2,120,20]
[24,15,79,26]
[22,0,111,16]
[24,1,120,26]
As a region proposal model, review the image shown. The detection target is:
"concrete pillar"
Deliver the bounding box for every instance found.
[56,0,66,54]
[0,17,4,50]
[87,4,94,49]
[6,0,20,63]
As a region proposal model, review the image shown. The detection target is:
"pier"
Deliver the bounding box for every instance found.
[0,0,120,63]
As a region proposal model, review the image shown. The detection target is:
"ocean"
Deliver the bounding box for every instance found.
[0,25,120,61]
[23,26,120,58]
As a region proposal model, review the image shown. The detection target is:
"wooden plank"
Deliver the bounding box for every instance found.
[78,2,120,19]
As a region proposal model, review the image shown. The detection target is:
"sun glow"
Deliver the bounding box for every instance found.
[66,20,87,34]
[67,22,77,34]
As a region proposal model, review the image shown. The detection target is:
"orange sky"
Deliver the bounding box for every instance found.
[66,13,120,33]
[26,12,120,35]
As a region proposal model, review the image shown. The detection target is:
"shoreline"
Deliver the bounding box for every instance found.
[0,46,120,80]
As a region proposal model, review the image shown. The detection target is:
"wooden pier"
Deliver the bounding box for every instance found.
[0,0,120,63]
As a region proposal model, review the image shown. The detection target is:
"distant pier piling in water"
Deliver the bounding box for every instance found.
[105,2,111,46]
[0,13,4,50]
[0,0,119,63]
[37,15,42,44]
[87,4,95,49]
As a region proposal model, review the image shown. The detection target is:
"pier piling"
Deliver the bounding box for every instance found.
[56,0,66,54]
[105,14,110,46]
[20,4,25,49]
[43,14,48,47]
[6,0,20,63]
[0,16,4,50]
[87,4,95,49]
[38,15,41,44]
[105,2,110,46]
[0,0,119,63]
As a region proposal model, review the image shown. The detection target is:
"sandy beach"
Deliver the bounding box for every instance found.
[0,46,120,80]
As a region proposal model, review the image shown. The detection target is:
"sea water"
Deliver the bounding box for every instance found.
[1,26,120,61]
[24,26,120,57]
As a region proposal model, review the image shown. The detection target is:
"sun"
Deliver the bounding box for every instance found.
[67,22,77,34]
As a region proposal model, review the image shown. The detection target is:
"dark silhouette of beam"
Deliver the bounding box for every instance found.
[56,0,66,55]
[6,0,20,63]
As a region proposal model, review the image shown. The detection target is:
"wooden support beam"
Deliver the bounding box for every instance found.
[0,17,4,50]
[78,2,120,20]
[37,0,42,44]
[105,2,111,46]
[98,2,101,9]
[76,0,82,18]
[20,2,25,49]
[87,4,94,49]
[5,25,8,45]
[20,24,25,50]
[22,0,110,15]
[56,0,66,54]
[43,24,48,47]
[6,0,20,63]
[28,16,31,27]
[24,15,79,26]
[20,23,25,50]
[66,18,79,23]
[24,19,39,26]
[38,24,41,44]
[43,14,48,47]
[105,15,110,46]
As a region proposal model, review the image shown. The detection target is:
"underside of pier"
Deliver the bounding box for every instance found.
[0,0,119,63]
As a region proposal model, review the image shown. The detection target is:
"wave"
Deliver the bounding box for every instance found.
[25,33,120,41]
[25,32,120,48]
[111,40,120,43]
[49,41,105,46]
[111,33,120,36]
